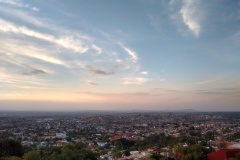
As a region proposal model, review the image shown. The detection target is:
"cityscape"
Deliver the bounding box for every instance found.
[0,111,240,159]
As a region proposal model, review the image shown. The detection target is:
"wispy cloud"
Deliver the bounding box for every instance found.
[0,19,89,53]
[0,0,147,94]
[0,67,49,87]
[180,0,201,37]
[169,0,203,37]
[152,87,240,96]
[195,88,240,95]
[87,81,99,86]
[122,77,148,85]
[22,69,46,76]
[195,79,218,85]
[0,0,28,8]
[91,69,114,76]
[32,7,39,11]
[119,43,138,63]
[0,0,39,12]
[0,40,66,66]
[91,44,102,54]
[141,71,148,75]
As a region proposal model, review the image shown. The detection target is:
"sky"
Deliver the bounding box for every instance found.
[0,0,240,111]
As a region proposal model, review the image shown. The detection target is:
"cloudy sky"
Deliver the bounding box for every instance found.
[0,0,240,111]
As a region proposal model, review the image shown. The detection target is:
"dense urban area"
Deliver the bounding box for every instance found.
[0,111,240,160]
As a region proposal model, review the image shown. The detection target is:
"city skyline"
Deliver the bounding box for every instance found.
[0,0,240,111]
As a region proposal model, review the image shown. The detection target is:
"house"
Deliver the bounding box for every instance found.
[56,132,66,138]
[207,149,240,160]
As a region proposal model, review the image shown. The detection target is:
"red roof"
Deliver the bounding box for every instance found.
[207,149,240,160]
[224,141,232,147]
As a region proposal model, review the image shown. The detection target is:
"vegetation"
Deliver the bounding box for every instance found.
[0,139,23,158]
[228,152,240,160]
[0,139,97,160]
[177,144,212,160]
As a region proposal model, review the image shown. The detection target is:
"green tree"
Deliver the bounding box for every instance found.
[124,150,130,156]
[149,154,159,160]
[178,144,208,160]
[8,156,23,160]
[236,152,240,160]
[0,139,23,158]
[23,151,40,160]
[112,150,122,158]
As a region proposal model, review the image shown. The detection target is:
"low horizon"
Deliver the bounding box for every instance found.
[0,108,239,113]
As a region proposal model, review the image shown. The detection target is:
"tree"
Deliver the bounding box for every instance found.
[23,150,40,160]
[236,152,240,160]
[124,150,130,156]
[0,139,23,158]
[149,154,159,160]
[112,150,122,158]
[114,138,135,150]
[8,157,23,160]
[177,144,208,160]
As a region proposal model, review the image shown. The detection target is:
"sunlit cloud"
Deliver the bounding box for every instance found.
[0,67,49,87]
[169,0,203,37]
[180,0,201,37]
[141,71,148,75]
[32,7,39,11]
[119,43,138,63]
[0,19,89,53]
[92,44,102,54]
[0,0,147,97]
[122,77,148,85]
[1,0,237,111]
[0,0,29,8]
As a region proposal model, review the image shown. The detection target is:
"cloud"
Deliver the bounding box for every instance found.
[169,0,203,37]
[195,79,218,85]
[22,69,46,76]
[86,65,115,76]
[122,77,148,85]
[32,7,39,11]
[0,0,28,8]
[0,0,147,92]
[0,67,49,87]
[141,71,148,75]
[0,19,89,53]
[122,45,138,63]
[0,40,67,66]
[0,6,46,28]
[73,91,159,97]
[87,81,99,86]
[26,52,65,66]
[180,0,201,37]
[92,44,102,54]
[56,36,89,53]
[91,69,114,75]
[152,87,240,96]
[195,88,240,95]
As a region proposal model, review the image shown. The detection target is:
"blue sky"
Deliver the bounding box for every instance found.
[0,0,239,111]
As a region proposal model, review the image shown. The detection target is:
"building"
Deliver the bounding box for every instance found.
[207,149,240,160]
